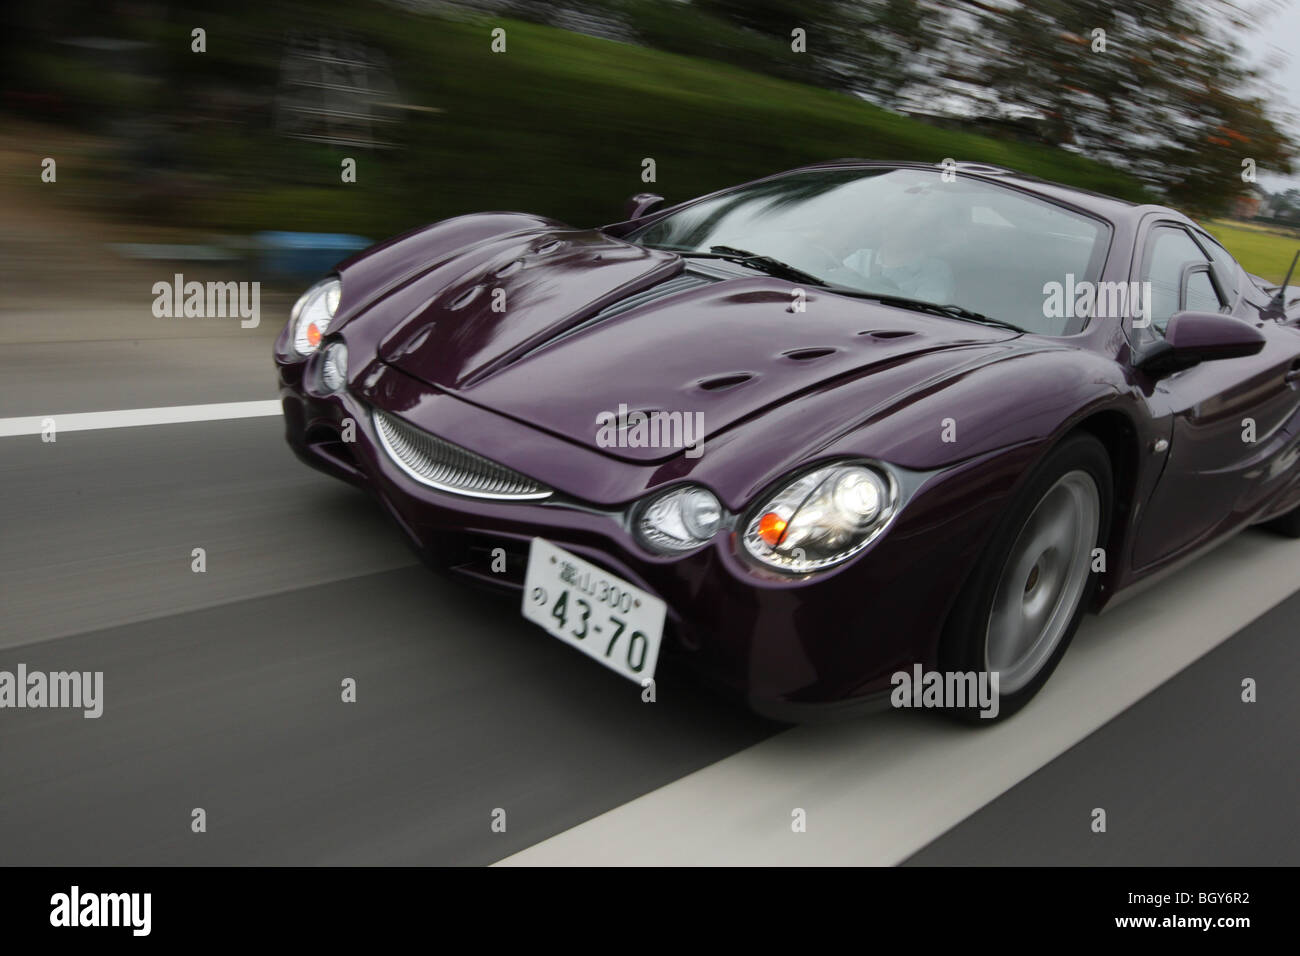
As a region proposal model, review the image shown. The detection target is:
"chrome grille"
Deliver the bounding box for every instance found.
[372,408,552,500]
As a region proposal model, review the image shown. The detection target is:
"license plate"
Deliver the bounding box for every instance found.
[522,537,666,682]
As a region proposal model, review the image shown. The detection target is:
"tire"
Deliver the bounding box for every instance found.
[1263,502,1300,538]
[940,433,1113,723]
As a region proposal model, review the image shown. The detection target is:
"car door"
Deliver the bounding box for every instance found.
[1130,219,1300,569]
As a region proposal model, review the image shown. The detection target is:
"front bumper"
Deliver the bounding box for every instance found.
[277,355,1014,721]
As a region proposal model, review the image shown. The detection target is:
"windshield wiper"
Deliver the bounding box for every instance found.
[705,245,827,285]
[828,291,1026,333]
[641,243,1025,332]
[642,243,825,286]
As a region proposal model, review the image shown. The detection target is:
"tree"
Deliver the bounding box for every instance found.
[952,0,1295,213]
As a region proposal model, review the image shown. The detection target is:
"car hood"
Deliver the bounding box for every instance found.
[373,228,1020,462]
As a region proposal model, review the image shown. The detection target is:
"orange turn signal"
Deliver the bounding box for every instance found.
[757,511,787,546]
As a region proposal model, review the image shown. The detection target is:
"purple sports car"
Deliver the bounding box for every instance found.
[274,161,1300,721]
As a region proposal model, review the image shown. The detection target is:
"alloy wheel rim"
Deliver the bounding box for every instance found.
[985,469,1100,695]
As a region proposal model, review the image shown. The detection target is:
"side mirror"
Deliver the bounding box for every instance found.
[1135,311,1265,377]
[624,192,664,220]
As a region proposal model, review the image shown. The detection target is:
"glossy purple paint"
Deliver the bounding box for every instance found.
[1163,309,1266,358]
[275,161,1300,719]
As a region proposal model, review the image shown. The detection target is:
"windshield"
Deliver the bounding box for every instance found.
[626,167,1112,335]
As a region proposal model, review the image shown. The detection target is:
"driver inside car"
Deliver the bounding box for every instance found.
[843,203,956,303]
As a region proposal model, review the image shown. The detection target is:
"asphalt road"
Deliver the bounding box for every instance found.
[0,419,775,865]
[906,588,1300,866]
[2,224,1298,865]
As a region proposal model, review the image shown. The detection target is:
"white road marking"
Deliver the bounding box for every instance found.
[0,401,281,437]
[497,531,1300,866]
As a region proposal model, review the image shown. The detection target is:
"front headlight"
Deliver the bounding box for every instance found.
[742,462,897,573]
[290,277,341,355]
[320,342,348,393]
[636,485,723,554]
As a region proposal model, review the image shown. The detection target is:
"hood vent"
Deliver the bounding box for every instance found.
[697,372,754,392]
[860,329,916,340]
[523,271,718,359]
[783,347,838,361]
[588,271,716,323]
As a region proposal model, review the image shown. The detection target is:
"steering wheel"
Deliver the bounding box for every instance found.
[804,240,850,276]
[862,273,903,295]
[760,230,845,277]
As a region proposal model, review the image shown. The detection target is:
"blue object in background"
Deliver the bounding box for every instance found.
[257,231,373,280]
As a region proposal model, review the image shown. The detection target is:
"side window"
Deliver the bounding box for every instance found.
[1140,226,1212,333]
[1195,231,1241,302]
[1184,267,1223,313]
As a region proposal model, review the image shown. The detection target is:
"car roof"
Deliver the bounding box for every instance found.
[791,159,1157,225]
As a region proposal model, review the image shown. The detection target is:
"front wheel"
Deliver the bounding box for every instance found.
[940,433,1112,722]
[1262,501,1300,538]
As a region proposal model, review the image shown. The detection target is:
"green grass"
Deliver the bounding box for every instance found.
[17,11,1155,237]
[1204,219,1300,283]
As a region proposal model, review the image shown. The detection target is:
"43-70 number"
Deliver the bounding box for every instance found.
[549,590,650,672]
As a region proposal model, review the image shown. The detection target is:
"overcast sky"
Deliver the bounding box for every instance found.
[1247,0,1300,189]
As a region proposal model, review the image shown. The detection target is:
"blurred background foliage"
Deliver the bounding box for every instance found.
[0,0,1294,242]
